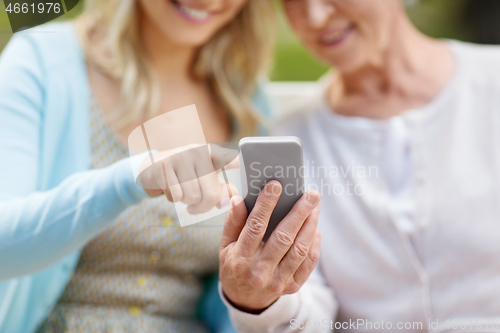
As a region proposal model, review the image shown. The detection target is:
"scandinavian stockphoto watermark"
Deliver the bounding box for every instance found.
[290,318,500,331]
[247,160,379,197]
[290,319,425,331]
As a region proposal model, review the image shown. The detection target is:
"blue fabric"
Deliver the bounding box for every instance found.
[198,273,235,333]
[0,22,260,333]
[0,22,94,333]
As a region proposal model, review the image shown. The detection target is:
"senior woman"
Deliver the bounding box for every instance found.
[219,0,500,332]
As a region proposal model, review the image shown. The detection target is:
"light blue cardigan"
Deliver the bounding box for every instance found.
[0,22,258,333]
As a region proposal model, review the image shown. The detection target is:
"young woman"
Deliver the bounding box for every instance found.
[219,0,500,331]
[0,0,274,332]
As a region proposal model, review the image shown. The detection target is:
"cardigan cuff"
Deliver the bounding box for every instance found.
[115,151,153,204]
[218,282,300,332]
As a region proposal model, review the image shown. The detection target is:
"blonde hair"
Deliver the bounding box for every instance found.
[79,0,275,139]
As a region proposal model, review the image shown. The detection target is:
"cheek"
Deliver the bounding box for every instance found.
[347,1,396,52]
[217,0,248,28]
[139,0,169,18]
[284,5,310,41]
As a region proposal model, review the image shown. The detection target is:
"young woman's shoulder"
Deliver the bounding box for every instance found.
[0,21,90,164]
[1,22,83,75]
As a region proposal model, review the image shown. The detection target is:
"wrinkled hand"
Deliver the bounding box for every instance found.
[219,181,322,313]
[139,144,239,214]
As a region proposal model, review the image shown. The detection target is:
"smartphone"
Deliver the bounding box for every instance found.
[239,136,305,241]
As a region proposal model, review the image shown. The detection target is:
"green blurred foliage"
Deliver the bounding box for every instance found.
[271,10,330,82]
[0,0,83,50]
[406,0,469,40]
[0,0,474,81]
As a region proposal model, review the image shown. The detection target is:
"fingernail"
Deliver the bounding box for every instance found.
[307,191,321,205]
[230,196,243,208]
[266,181,281,196]
[220,197,230,208]
[187,205,199,215]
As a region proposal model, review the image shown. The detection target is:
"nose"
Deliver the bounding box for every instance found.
[307,0,336,29]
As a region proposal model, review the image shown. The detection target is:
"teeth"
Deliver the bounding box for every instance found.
[178,3,210,20]
[322,28,349,43]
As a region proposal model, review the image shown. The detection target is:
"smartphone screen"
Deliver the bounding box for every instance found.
[239,137,305,241]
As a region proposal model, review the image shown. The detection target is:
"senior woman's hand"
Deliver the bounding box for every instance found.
[219,181,322,313]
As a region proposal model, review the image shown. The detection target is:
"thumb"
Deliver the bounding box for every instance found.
[220,195,247,249]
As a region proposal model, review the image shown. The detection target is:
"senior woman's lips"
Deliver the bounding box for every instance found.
[319,25,355,47]
[171,0,215,24]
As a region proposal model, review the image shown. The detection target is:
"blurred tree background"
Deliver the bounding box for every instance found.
[0,0,499,81]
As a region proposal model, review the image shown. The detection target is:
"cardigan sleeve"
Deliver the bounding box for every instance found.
[0,32,43,198]
[0,33,150,281]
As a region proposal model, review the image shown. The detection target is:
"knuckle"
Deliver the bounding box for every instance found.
[267,280,285,294]
[227,257,249,277]
[246,216,267,236]
[170,153,182,166]
[248,271,267,290]
[284,283,301,295]
[154,165,164,177]
[192,145,202,156]
[207,188,222,203]
[179,156,194,170]
[315,230,322,243]
[251,207,268,221]
[219,250,232,267]
[188,192,203,203]
[218,251,225,264]
[170,185,182,197]
[274,230,295,248]
[234,257,249,272]
[163,158,174,170]
[308,248,321,263]
[293,240,310,260]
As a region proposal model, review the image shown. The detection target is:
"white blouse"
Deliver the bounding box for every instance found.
[222,40,500,332]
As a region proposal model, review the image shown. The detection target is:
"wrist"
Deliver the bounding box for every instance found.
[222,289,279,314]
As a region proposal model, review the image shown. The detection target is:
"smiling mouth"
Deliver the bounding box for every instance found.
[320,25,355,46]
[171,0,212,23]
